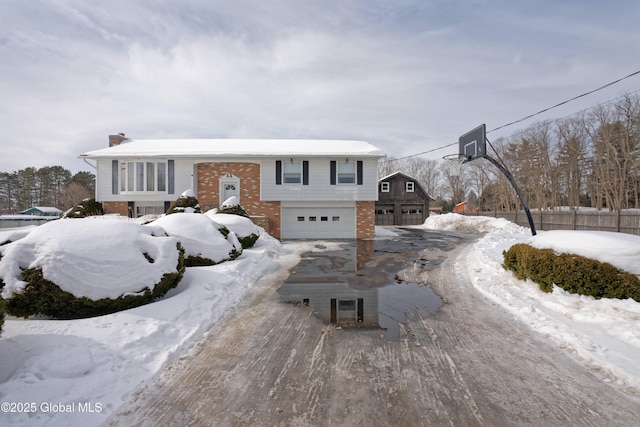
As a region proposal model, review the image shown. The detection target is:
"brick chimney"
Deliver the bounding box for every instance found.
[109,133,128,147]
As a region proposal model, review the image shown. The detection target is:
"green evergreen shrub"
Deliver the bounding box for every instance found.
[218,203,249,218]
[237,233,259,249]
[503,243,640,301]
[5,244,185,319]
[63,198,104,218]
[166,194,201,215]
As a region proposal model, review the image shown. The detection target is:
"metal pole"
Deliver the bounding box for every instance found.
[483,155,537,236]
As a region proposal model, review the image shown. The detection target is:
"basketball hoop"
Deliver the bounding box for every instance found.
[443,154,467,176]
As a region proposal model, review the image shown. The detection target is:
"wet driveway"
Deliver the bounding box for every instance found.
[278,228,472,340]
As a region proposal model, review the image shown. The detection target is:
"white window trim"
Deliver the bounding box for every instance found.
[337,161,356,185]
[120,161,168,194]
[381,182,390,192]
[283,161,302,184]
[406,182,415,192]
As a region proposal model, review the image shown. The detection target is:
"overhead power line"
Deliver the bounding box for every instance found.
[382,69,640,164]
[487,69,640,133]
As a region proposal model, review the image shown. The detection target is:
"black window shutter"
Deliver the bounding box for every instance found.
[275,160,282,185]
[303,161,309,185]
[164,201,171,213]
[357,161,363,185]
[330,161,336,185]
[111,160,118,194]
[168,160,175,194]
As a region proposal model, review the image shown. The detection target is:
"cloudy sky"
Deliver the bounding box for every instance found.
[2,0,640,173]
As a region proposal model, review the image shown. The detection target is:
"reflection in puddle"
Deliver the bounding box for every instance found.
[278,234,443,341]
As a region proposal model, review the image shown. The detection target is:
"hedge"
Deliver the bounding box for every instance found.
[503,243,640,301]
[4,243,186,319]
[63,198,104,218]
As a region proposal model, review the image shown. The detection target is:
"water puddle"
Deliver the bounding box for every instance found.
[278,232,444,341]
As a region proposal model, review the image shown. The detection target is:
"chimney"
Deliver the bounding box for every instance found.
[109,133,128,147]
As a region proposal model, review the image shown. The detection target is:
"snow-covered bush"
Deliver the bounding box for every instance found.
[218,196,249,218]
[62,198,104,218]
[166,189,201,214]
[503,243,640,301]
[150,213,242,266]
[206,212,261,249]
[0,219,185,319]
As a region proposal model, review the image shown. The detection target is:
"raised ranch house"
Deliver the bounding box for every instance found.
[80,135,385,239]
[375,172,434,226]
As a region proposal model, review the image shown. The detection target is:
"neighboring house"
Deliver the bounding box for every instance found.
[20,206,63,217]
[80,134,385,239]
[453,201,477,213]
[375,172,433,226]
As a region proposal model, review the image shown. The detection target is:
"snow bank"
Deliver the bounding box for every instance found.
[444,216,640,390]
[0,226,36,245]
[0,219,180,300]
[423,212,515,233]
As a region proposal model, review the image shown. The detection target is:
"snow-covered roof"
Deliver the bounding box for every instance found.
[80,138,385,159]
[21,206,63,214]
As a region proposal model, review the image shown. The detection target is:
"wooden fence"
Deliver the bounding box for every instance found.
[464,210,640,236]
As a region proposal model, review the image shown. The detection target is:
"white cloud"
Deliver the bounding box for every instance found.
[1,0,640,172]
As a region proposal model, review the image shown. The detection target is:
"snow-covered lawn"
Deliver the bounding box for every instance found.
[0,213,638,426]
[421,213,640,391]
[0,216,295,427]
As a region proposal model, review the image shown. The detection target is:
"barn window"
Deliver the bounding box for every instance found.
[381,182,390,192]
[406,182,415,192]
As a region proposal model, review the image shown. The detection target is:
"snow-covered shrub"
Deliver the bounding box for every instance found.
[166,189,201,214]
[206,212,261,249]
[150,213,242,266]
[218,196,249,218]
[62,198,104,218]
[503,243,640,301]
[0,219,185,319]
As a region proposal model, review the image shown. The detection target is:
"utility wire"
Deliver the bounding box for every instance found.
[381,69,640,164]
[487,69,640,133]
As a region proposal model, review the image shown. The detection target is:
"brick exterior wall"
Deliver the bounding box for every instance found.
[197,162,282,239]
[103,201,130,217]
[356,200,375,239]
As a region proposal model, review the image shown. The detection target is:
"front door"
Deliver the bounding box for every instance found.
[220,178,240,205]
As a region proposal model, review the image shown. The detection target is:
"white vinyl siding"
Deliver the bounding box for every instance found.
[262,158,378,201]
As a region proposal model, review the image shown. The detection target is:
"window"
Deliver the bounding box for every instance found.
[337,161,356,184]
[381,182,390,192]
[120,161,168,192]
[283,161,302,184]
[332,216,340,221]
[297,216,305,221]
[309,216,317,221]
[406,182,415,192]
[321,216,328,221]
[135,204,165,217]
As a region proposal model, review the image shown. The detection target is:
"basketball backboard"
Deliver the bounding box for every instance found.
[459,124,487,161]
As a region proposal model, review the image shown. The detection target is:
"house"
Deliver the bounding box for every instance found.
[453,201,477,213]
[375,172,433,226]
[19,206,63,217]
[79,134,385,239]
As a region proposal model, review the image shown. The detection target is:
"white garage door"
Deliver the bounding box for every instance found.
[281,207,356,239]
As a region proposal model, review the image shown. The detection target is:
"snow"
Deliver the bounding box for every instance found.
[206,212,262,238]
[150,213,237,263]
[422,213,640,390]
[0,219,180,300]
[526,230,640,275]
[0,216,290,427]
[1,212,639,426]
[80,138,385,159]
[221,195,240,208]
